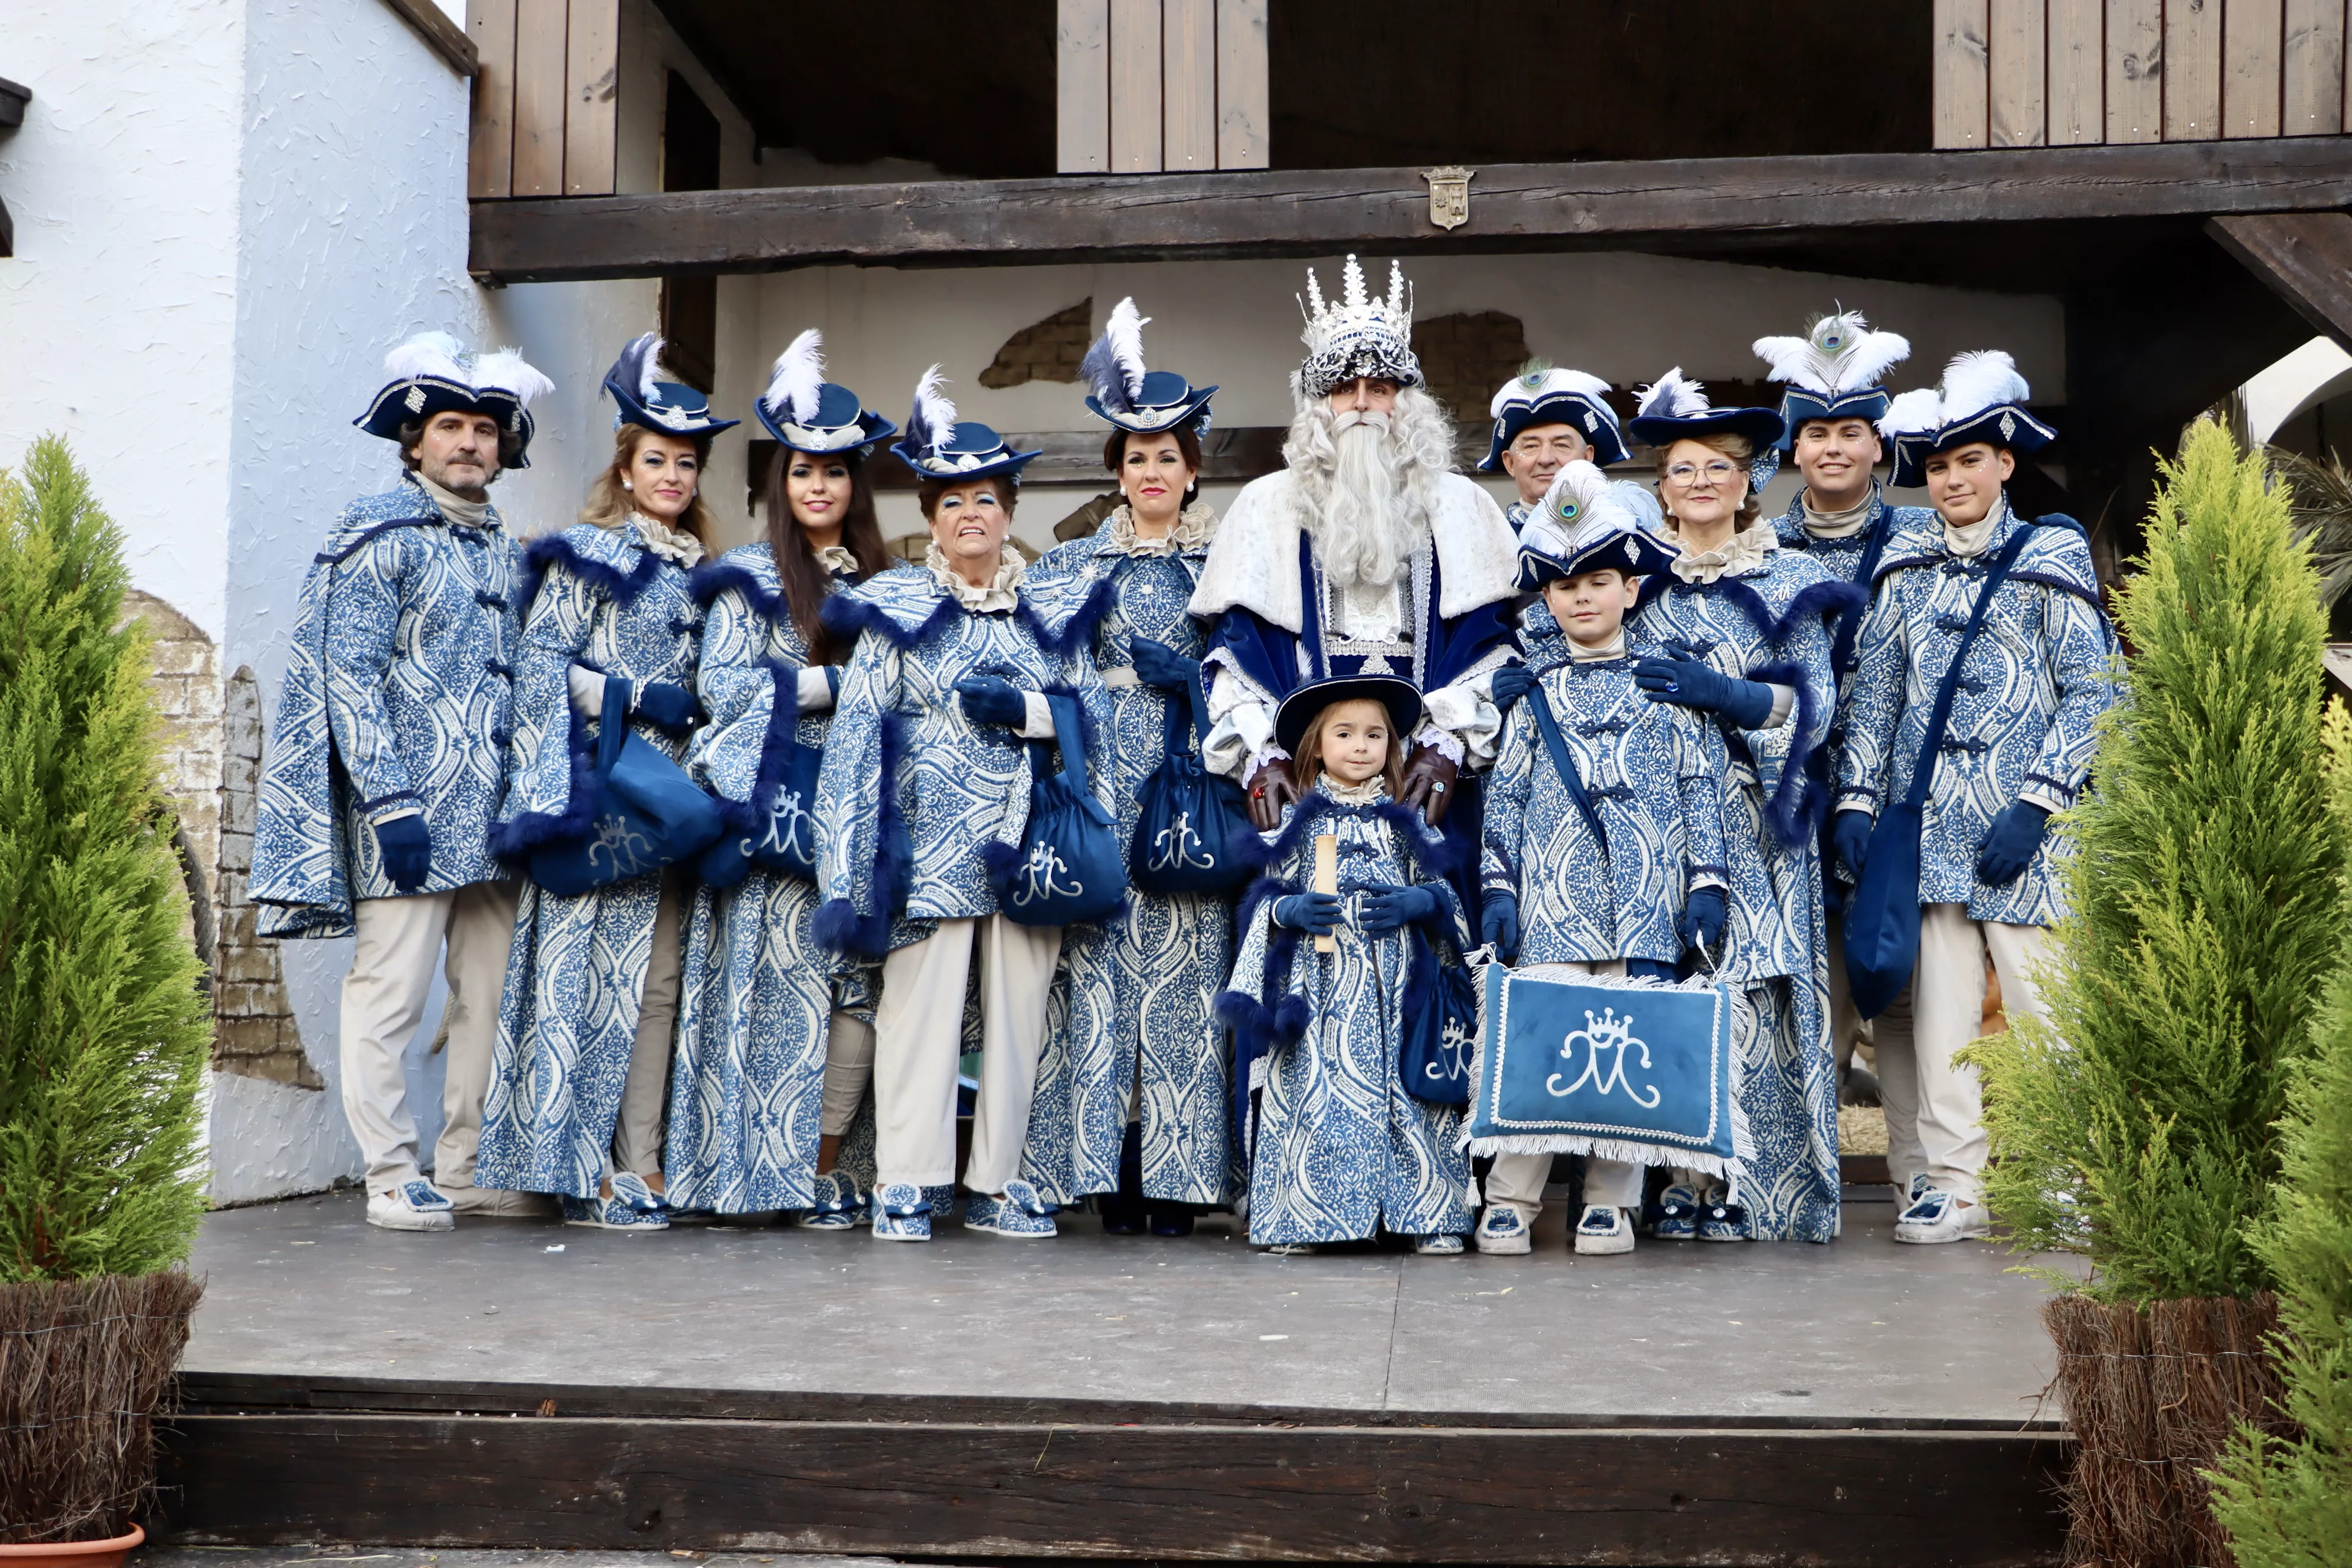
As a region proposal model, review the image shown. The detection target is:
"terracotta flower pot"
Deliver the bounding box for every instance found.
[0,1524,144,1568]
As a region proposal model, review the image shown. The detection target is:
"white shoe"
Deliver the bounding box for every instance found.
[1893,1188,1990,1243]
[367,1180,455,1232]
[1572,1204,1635,1255]
[1412,1233,1465,1256]
[1474,1204,1533,1255]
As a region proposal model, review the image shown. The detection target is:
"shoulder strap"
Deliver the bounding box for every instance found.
[1046,693,1093,797]
[1830,508,1896,677]
[1901,522,2039,811]
[1525,685,1611,851]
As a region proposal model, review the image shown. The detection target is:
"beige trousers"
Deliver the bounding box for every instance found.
[341,880,520,1191]
[609,870,688,1178]
[872,914,1061,1192]
[1873,904,2052,1204]
[820,1014,877,1138]
[1485,958,1625,1217]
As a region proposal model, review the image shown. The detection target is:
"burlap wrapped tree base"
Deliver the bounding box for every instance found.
[0,1273,202,1544]
[2045,1293,2294,1568]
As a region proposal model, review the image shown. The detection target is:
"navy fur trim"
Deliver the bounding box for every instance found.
[1017,570,1119,659]
[1750,658,1827,851]
[1235,871,1296,936]
[486,727,601,862]
[811,710,910,958]
[1372,798,1462,881]
[977,838,1023,884]
[820,590,963,651]
[1772,579,1867,643]
[812,898,873,955]
[691,558,786,619]
[518,532,664,614]
[1271,993,1312,1045]
[716,665,806,837]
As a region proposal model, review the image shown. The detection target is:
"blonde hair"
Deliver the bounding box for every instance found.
[580,424,717,541]
[1293,698,1406,798]
[1655,432,1763,532]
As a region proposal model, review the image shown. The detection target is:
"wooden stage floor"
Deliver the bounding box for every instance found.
[156,1189,2079,1563]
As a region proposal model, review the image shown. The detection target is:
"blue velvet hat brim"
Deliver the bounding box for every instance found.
[1084,383,1217,436]
[888,438,1044,484]
[1887,404,2055,489]
[1626,407,1788,452]
[1273,675,1426,759]
[1776,389,1893,450]
[354,378,536,467]
[606,380,740,437]
[756,403,896,455]
[1479,393,1632,472]
[1516,528,1678,590]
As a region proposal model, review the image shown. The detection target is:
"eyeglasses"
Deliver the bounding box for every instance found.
[1664,460,1741,488]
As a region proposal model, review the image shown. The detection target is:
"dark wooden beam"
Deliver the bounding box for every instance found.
[0,197,12,260]
[375,0,476,76]
[0,75,30,130]
[156,1410,2070,1564]
[2209,213,2352,351]
[471,137,2352,283]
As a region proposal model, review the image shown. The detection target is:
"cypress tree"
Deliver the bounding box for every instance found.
[1972,418,2338,1301]
[0,436,211,1283]
[2209,863,2352,1568]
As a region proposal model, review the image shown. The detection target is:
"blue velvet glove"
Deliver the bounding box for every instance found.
[1129,636,1200,691]
[1489,664,1537,708]
[699,833,755,890]
[1634,651,1776,730]
[1976,801,2051,886]
[1479,890,1520,962]
[374,815,432,894]
[635,680,698,730]
[1272,892,1341,935]
[1677,885,1727,950]
[1360,884,1439,934]
[1833,810,1874,880]
[955,675,1028,728]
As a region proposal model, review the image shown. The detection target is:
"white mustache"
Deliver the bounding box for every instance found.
[1331,409,1390,434]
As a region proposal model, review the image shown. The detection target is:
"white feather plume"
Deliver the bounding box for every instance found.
[1876,386,1945,439]
[763,328,827,424]
[1080,297,1150,414]
[383,331,469,384]
[907,364,956,455]
[471,347,554,408]
[1635,367,1709,420]
[1751,310,1912,396]
[1524,460,1634,564]
[1491,367,1612,420]
[1936,349,2031,423]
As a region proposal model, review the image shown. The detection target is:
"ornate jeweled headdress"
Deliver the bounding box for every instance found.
[1295,255,1421,401]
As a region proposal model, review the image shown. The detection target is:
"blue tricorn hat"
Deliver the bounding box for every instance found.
[1877,351,2056,490]
[1515,461,1680,590]
[1273,674,1426,760]
[1479,367,1629,471]
[1753,309,1913,452]
[888,366,1041,484]
[1081,298,1217,437]
[1625,367,1787,456]
[602,333,739,437]
[355,332,555,467]
[756,329,896,455]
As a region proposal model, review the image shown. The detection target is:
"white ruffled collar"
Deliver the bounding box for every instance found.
[1667,516,1777,584]
[927,540,1025,612]
[629,511,705,569]
[1106,499,1217,557]
[1319,773,1387,804]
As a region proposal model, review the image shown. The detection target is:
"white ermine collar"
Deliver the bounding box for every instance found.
[927,541,1025,612]
[1668,517,1778,584]
[1107,500,1216,557]
[630,512,705,569]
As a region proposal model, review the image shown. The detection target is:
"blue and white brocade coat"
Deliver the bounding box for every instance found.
[1482,619,1727,966]
[252,477,522,937]
[1836,501,2118,926]
[812,550,1111,957]
[1220,782,1474,1245]
[1628,522,1858,1242]
[475,520,705,1199]
[664,542,868,1213]
[1022,506,1235,1208]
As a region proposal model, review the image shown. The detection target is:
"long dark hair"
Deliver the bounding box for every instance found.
[766,444,888,666]
[1102,424,1204,507]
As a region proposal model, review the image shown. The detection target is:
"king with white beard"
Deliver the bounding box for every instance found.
[1190,256,1520,835]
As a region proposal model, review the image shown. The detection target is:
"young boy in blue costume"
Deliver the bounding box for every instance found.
[1475,463,1729,1256]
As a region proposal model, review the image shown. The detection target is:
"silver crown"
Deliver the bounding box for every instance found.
[1296,256,1421,398]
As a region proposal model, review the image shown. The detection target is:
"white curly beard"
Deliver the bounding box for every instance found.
[1283,388,1455,589]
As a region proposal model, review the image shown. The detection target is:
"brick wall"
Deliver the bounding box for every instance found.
[977,299,1093,390]
[1413,310,1532,423]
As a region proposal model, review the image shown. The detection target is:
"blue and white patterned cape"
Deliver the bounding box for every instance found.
[1218,781,1473,1246]
[1482,623,1727,966]
[475,520,705,1199]
[1020,506,1236,1208]
[1835,501,2118,926]
[251,476,522,937]
[1628,528,1858,1241]
[662,542,871,1213]
[811,555,1110,958]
